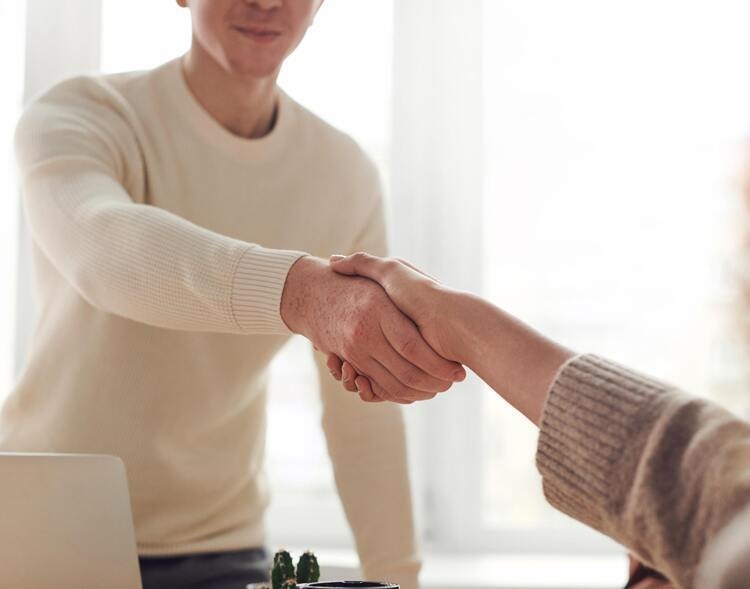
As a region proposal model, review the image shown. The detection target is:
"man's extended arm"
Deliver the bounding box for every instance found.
[17,80,461,397]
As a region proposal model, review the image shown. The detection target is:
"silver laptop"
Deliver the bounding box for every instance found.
[0,453,142,589]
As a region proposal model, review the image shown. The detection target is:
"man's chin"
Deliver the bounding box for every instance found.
[226,55,283,80]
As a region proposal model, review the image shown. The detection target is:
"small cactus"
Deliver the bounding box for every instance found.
[275,550,294,572]
[272,550,296,589]
[296,551,320,583]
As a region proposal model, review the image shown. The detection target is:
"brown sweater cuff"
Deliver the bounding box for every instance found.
[535,354,671,534]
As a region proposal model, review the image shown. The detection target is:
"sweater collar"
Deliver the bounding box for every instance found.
[160,56,296,163]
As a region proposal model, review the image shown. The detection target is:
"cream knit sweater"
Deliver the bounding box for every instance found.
[3,57,420,587]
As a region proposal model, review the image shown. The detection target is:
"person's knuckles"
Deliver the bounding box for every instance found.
[380,257,400,276]
[344,374,358,391]
[326,355,342,374]
[341,366,356,388]
[356,380,375,402]
[340,332,366,361]
[341,310,382,354]
[351,251,372,265]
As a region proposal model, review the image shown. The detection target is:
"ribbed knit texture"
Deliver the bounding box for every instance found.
[537,354,750,588]
[231,246,307,333]
[2,58,421,588]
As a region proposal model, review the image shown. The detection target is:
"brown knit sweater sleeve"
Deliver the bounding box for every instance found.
[536,354,750,589]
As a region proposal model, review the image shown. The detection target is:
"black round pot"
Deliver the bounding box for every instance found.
[299,583,398,589]
[248,581,399,589]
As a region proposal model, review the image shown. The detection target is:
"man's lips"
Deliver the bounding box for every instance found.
[232,25,282,43]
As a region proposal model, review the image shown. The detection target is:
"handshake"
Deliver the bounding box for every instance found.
[280,252,473,405]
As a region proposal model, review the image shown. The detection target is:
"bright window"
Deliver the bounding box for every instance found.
[479,0,750,546]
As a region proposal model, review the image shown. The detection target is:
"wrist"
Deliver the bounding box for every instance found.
[280,255,323,335]
[442,289,489,366]
[453,292,575,425]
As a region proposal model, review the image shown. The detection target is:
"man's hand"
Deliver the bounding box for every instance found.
[280,256,465,403]
[324,253,465,402]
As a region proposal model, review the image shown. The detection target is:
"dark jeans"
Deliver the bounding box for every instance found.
[139,547,269,589]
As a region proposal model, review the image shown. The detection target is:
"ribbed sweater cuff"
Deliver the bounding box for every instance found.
[535,354,671,532]
[230,245,308,334]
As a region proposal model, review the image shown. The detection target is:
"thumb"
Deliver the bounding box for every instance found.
[329,254,357,276]
[329,252,381,280]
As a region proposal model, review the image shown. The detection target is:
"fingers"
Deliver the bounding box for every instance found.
[328,354,368,394]
[331,252,437,284]
[329,252,388,281]
[341,361,359,393]
[367,379,404,404]
[359,356,441,403]
[393,257,439,282]
[354,376,383,403]
[328,357,384,404]
[341,361,438,405]
[327,355,364,395]
[374,333,453,393]
[326,353,342,380]
[381,313,465,383]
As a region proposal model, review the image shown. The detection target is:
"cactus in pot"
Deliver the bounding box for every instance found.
[295,551,320,583]
[272,550,296,589]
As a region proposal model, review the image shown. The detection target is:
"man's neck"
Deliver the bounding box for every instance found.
[182,45,279,140]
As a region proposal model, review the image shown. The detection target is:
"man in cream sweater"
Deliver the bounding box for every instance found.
[3,1,465,587]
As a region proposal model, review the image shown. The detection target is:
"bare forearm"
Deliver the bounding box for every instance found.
[447,291,575,425]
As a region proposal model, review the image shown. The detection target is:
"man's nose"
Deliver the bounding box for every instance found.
[242,0,283,10]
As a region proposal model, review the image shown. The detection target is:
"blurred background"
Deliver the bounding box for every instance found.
[2,1,750,587]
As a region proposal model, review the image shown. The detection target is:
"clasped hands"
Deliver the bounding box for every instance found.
[280,254,466,404]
